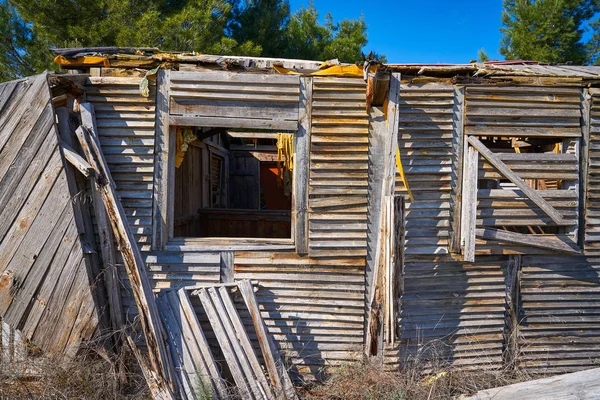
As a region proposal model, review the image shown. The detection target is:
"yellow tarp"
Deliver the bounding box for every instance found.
[311,64,364,77]
[273,65,301,75]
[54,55,110,67]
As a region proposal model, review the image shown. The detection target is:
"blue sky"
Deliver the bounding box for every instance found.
[289,0,505,63]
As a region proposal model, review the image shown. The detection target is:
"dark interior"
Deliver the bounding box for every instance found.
[173,129,292,238]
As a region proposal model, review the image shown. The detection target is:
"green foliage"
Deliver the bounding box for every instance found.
[0,1,55,81]
[282,2,369,63]
[500,0,598,64]
[478,48,489,62]
[2,0,377,81]
[230,0,291,57]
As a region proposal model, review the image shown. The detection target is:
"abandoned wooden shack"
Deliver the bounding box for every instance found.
[2,47,600,397]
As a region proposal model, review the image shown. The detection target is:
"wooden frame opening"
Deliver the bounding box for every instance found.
[457,85,583,261]
[152,70,311,253]
[173,129,293,239]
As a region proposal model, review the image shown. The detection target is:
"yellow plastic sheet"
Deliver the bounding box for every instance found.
[396,145,414,202]
[53,55,110,67]
[311,64,365,77]
[273,65,300,75]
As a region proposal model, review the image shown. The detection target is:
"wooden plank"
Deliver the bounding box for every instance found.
[157,293,198,400]
[366,72,401,358]
[467,136,564,225]
[91,181,123,332]
[294,77,311,255]
[476,228,579,254]
[196,288,253,399]
[176,289,227,398]
[218,286,273,399]
[60,140,93,177]
[238,280,298,400]
[220,251,234,283]
[207,287,265,399]
[169,115,298,131]
[461,145,479,262]
[581,89,590,249]
[152,68,171,250]
[171,71,301,85]
[450,86,465,254]
[462,367,600,400]
[77,103,176,399]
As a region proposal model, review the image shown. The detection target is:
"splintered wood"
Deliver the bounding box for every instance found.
[159,280,297,400]
[75,102,177,399]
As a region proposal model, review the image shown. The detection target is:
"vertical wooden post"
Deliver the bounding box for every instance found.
[220,251,234,283]
[461,144,479,262]
[504,254,522,370]
[294,76,311,255]
[450,87,465,254]
[365,72,401,357]
[152,68,171,251]
[579,88,591,249]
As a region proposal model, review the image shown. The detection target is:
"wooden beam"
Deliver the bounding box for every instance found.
[77,103,177,399]
[580,89,590,249]
[462,367,600,400]
[476,228,579,254]
[238,280,298,400]
[467,136,564,225]
[293,76,311,255]
[365,72,401,358]
[503,255,521,370]
[449,86,465,254]
[60,140,93,177]
[152,68,171,251]
[461,145,479,262]
[169,115,298,131]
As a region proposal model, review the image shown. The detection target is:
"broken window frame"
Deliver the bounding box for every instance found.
[454,92,585,262]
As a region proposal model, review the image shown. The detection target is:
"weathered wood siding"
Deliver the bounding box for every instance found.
[169,71,300,130]
[396,83,454,255]
[86,77,156,252]
[586,90,600,251]
[0,74,99,356]
[233,252,364,380]
[393,83,600,374]
[308,77,369,257]
[518,256,600,374]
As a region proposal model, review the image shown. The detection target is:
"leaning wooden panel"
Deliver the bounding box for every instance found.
[0,74,100,359]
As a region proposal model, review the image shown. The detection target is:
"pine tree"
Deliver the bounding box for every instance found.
[500,0,597,64]
[0,1,54,81]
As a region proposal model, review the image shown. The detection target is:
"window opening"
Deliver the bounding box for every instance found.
[173,128,293,239]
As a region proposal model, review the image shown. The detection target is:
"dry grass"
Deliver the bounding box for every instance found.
[300,360,533,400]
[0,344,149,399]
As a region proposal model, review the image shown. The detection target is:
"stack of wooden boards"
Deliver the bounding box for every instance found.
[158,281,297,400]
